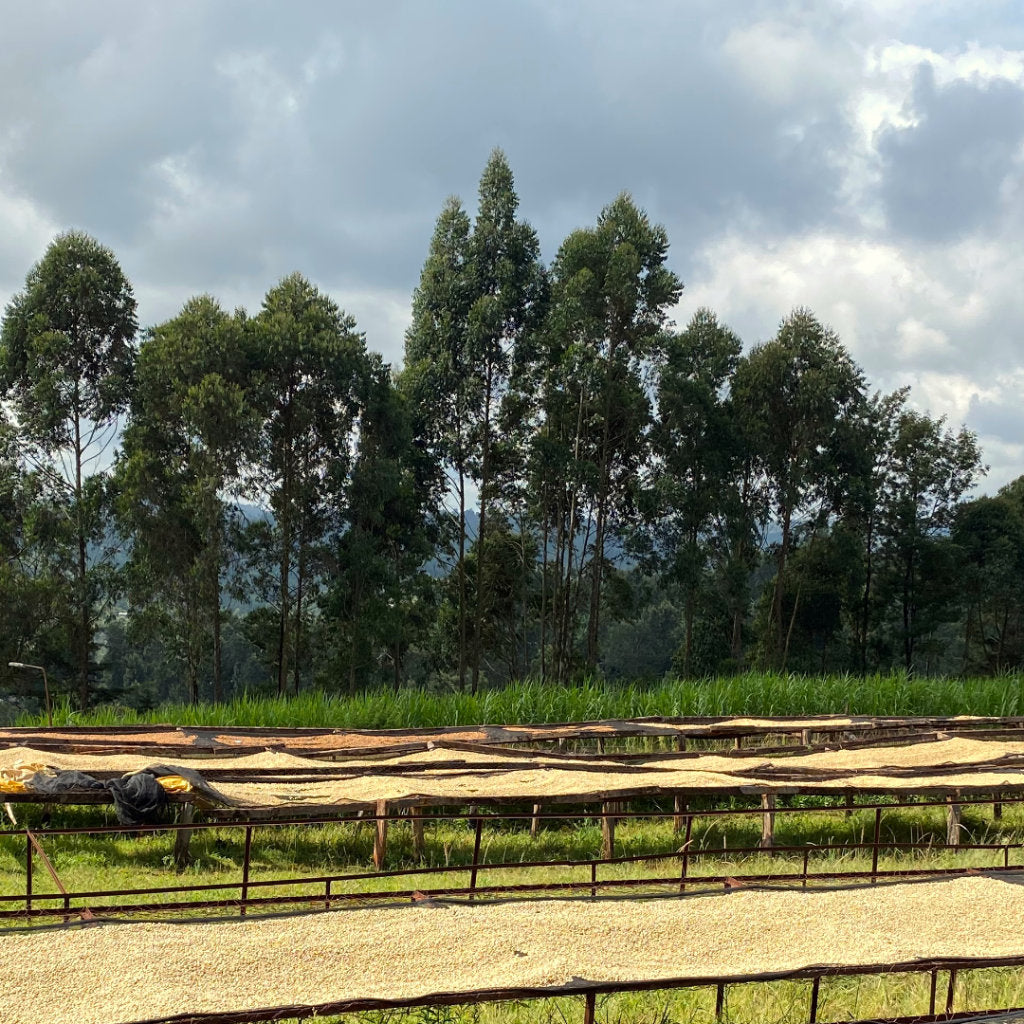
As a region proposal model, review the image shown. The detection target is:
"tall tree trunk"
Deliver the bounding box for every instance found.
[471,367,493,695]
[769,504,793,667]
[859,515,874,676]
[211,506,223,703]
[586,351,617,670]
[518,515,529,681]
[730,609,744,663]
[586,502,607,670]
[558,386,587,682]
[682,526,699,678]
[186,586,199,704]
[902,553,914,674]
[457,467,467,690]
[539,511,549,684]
[277,526,291,696]
[293,540,305,696]
[73,399,90,708]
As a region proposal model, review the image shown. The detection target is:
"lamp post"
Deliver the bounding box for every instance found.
[7,663,53,727]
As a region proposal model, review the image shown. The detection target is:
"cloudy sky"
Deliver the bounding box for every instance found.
[1,1,1022,487]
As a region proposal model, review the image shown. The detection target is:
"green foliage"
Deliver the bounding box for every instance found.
[247,273,370,695]
[732,308,866,668]
[0,231,137,706]
[0,158,1012,706]
[117,295,254,703]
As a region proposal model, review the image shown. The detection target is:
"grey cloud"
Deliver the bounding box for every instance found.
[878,65,1024,242]
[1,0,1022,403]
[967,393,1024,447]
[0,0,857,345]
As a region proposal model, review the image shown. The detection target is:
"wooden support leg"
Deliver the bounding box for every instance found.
[596,738,605,755]
[800,729,811,747]
[411,805,425,860]
[994,792,1003,820]
[583,991,596,1024]
[530,803,542,839]
[601,802,617,860]
[844,793,855,818]
[676,734,687,753]
[173,802,195,871]
[946,795,962,847]
[760,793,776,850]
[674,795,687,832]
[373,800,389,870]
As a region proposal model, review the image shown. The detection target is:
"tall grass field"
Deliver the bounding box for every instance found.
[21,671,1024,729]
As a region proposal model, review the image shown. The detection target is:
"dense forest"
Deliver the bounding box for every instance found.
[0,150,1018,710]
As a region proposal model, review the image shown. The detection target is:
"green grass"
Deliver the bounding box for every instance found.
[19,672,1024,730]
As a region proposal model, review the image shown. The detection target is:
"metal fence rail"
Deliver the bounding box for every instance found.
[5,791,1024,920]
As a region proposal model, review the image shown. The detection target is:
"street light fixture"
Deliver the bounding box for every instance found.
[7,662,53,727]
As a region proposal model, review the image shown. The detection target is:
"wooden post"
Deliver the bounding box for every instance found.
[173,802,194,871]
[676,734,687,753]
[715,983,725,1020]
[946,794,962,848]
[240,825,252,916]
[24,833,31,918]
[469,814,483,897]
[583,992,596,1024]
[760,793,776,850]
[800,729,811,747]
[871,806,882,881]
[809,976,820,1023]
[596,738,605,755]
[673,795,687,832]
[601,802,617,860]
[844,793,854,818]
[680,814,693,892]
[373,800,389,870]
[530,803,542,839]
[994,791,1003,820]
[412,805,425,860]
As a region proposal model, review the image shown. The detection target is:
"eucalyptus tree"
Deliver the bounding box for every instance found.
[731,309,866,667]
[0,231,137,705]
[117,296,253,702]
[0,411,65,691]
[403,195,476,688]
[325,357,436,691]
[878,410,983,672]
[842,388,909,674]
[404,152,544,693]
[953,488,1024,673]
[248,274,368,695]
[651,309,742,677]
[544,193,682,672]
[464,150,544,692]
